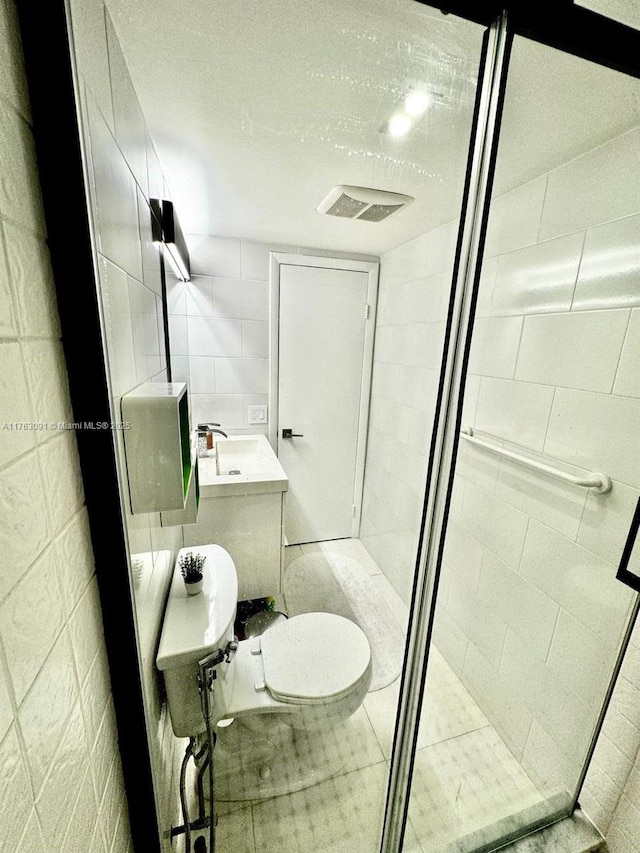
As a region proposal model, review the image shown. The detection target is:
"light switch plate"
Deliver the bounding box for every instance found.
[248,405,268,425]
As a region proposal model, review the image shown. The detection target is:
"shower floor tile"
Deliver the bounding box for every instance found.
[212,804,255,853]
[372,571,411,631]
[283,544,303,566]
[408,726,543,852]
[364,647,489,758]
[213,704,385,802]
[292,539,383,576]
[249,761,423,853]
[318,538,384,576]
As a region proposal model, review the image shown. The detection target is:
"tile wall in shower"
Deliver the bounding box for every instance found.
[360,123,640,847]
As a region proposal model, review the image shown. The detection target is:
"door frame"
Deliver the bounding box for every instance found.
[269,253,379,538]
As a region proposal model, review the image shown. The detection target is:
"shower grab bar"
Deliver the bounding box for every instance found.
[460,426,612,493]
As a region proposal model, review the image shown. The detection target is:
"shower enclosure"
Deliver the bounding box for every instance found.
[383,14,640,852]
[20,1,640,851]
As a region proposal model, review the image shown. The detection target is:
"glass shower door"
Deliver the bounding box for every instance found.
[394,26,640,853]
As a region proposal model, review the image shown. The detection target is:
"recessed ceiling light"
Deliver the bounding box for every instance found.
[405,90,431,117]
[388,113,412,138]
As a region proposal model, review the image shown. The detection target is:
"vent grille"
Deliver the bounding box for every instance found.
[326,194,369,218]
[357,203,405,222]
[317,185,414,223]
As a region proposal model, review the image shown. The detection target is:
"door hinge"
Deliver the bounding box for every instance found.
[365,303,370,320]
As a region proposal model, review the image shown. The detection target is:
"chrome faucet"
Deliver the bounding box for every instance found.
[197,422,228,439]
[196,423,228,458]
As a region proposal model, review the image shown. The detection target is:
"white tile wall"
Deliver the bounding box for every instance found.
[215,356,269,394]
[539,126,640,241]
[85,93,143,282]
[189,234,242,278]
[169,237,376,436]
[474,377,555,451]
[461,481,529,568]
[544,388,640,489]
[468,315,523,379]
[477,550,559,660]
[514,309,629,392]
[241,319,268,358]
[362,118,640,848]
[210,278,248,318]
[187,316,242,357]
[0,341,34,465]
[484,175,547,257]
[181,275,212,316]
[572,213,640,312]
[3,222,60,337]
[22,340,73,439]
[105,12,148,197]
[494,457,588,540]
[0,92,46,236]
[359,218,458,596]
[0,3,131,848]
[98,257,136,397]
[614,308,640,398]
[490,231,584,317]
[0,547,66,706]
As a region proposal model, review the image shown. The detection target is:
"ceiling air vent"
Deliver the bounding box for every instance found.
[317,185,414,222]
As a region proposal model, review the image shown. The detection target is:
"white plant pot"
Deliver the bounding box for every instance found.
[184,578,203,595]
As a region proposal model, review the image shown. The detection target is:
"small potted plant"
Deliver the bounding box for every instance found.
[179,551,205,595]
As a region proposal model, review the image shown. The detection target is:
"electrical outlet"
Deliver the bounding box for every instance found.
[248,405,268,425]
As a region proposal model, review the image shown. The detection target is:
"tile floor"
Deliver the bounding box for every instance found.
[186,539,546,852]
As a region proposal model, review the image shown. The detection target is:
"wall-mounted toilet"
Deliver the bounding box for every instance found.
[156,544,372,738]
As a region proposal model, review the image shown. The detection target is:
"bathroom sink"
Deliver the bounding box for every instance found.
[198,434,288,497]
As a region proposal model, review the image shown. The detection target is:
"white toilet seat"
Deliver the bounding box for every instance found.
[261,612,371,705]
[222,612,372,720]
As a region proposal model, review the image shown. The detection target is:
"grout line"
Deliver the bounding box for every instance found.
[569,229,588,312]
[516,515,530,575]
[511,314,526,381]
[610,308,633,396]
[413,722,492,755]
[540,386,556,455]
[545,607,562,666]
[535,175,549,245]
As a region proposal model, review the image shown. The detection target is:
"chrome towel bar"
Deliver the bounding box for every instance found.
[460,426,612,494]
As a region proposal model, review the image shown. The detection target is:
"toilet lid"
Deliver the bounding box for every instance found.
[260,612,371,704]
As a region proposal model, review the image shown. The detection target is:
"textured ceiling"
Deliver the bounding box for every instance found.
[105,0,640,255]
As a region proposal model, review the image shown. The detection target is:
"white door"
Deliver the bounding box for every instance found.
[278,263,369,545]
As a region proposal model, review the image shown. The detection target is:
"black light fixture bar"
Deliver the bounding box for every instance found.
[150,197,163,244]
[161,199,191,281]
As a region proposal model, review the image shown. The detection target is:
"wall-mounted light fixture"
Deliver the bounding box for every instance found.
[150,198,191,281]
[150,197,163,244]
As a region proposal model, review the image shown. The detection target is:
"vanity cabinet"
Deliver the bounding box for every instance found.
[183,491,284,599]
[182,435,288,599]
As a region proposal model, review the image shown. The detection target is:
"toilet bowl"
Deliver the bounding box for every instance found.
[156,544,372,738]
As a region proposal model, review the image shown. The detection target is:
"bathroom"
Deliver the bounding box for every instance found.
[1,0,640,851]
